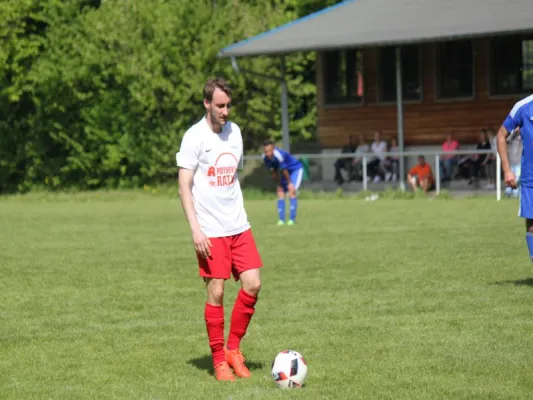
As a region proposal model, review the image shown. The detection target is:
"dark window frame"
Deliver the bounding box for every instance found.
[488,34,533,97]
[322,48,365,106]
[434,40,475,101]
[376,45,423,104]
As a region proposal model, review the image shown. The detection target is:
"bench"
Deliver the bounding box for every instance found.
[318,144,480,182]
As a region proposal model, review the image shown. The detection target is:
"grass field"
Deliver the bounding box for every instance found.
[1,192,533,399]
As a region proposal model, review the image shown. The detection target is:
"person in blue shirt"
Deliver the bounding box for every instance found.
[261,140,303,226]
[496,94,533,262]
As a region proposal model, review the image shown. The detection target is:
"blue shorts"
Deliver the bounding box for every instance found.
[280,167,304,193]
[519,186,533,219]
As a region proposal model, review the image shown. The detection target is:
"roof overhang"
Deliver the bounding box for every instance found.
[219,0,533,58]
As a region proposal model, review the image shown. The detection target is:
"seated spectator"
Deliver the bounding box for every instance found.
[470,129,491,187]
[455,153,473,181]
[367,131,388,183]
[334,135,356,185]
[407,155,434,193]
[383,137,399,182]
[440,133,460,183]
[482,128,497,189]
[350,135,370,182]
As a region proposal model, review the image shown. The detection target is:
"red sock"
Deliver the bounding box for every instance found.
[227,289,258,350]
[204,303,225,366]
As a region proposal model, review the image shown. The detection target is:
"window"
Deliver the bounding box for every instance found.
[436,40,474,98]
[378,45,421,102]
[490,35,533,95]
[323,49,364,104]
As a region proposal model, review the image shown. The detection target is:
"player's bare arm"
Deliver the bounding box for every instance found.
[496,125,516,188]
[281,169,296,195]
[271,170,279,183]
[281,169,294,190]
[178,167,212,258]
[272,170,283,198]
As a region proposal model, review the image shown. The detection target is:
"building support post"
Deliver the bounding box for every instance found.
[395,46,405,191]
[280,56,290,152]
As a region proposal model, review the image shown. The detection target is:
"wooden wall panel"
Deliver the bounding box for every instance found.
[316,38,523,148]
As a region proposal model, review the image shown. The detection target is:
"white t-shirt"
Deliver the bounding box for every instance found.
[490,136,497,154]
[176,117,250,238]
[355,143,369,155]
[354,143,369,162]
[371,140,387,161]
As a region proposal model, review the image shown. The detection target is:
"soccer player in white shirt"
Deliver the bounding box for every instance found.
[176,78,263,381]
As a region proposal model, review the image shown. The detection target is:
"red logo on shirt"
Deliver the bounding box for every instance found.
[207,152,239,187]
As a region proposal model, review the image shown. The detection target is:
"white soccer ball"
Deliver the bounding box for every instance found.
[271,350,307,389]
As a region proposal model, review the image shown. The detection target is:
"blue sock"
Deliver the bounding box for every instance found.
[526,232,533,262]
[277,199,285,221]
[289,197,298,221]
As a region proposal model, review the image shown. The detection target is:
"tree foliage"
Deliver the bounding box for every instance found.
[0,0,343,192]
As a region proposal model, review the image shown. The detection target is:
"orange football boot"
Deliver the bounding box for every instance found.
[225,348,251,378]
[214,361,236,381]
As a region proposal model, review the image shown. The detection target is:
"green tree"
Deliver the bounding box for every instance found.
[0,0,102,192]
[0,0,339,192]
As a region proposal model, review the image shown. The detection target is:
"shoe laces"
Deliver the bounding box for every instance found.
[231,350,246,366]
[216,362,232,374]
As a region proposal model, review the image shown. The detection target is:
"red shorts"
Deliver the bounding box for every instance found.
[197,229,263,281]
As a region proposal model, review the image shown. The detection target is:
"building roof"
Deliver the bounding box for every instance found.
[219,0,533,58]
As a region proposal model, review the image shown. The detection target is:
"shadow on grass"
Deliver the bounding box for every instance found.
[187,355,265,376]
[491,277,533,287]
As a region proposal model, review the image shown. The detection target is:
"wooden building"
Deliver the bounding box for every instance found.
[316,36,533,147]
[220,0,533,152]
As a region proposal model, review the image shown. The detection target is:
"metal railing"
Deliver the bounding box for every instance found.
[243,149,504,200]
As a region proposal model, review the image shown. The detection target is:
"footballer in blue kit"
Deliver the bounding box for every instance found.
[262,140,303,226]
[496,94,533,262]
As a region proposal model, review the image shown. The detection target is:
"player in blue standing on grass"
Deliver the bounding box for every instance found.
[496,94,533,262]
[262,140,304,226]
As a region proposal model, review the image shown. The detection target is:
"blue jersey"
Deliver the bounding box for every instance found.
[262,147,302,174]
[503,94,533,187]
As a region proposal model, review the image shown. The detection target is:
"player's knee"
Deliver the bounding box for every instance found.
[206,279,225,304]
[209,288,224,305]
[243,278,261,296]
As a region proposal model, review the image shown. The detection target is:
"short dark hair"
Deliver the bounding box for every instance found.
[263,139,274,146]
[203,78,232,102]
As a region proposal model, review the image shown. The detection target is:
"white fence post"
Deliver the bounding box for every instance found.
[496,153,502,201]
[362,155,367,192]
[435,154,440,195]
